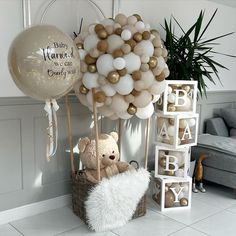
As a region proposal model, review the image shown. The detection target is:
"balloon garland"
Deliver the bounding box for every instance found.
[8,24,80,160]
[73,13,169,120]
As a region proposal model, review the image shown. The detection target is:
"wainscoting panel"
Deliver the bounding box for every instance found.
[0,97,91,211]
[0,119,22,194]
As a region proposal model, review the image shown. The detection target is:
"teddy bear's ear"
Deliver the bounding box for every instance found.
[109,131,118,142]
[78,137,90,153]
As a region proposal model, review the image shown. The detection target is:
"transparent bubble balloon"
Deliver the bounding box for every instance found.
[8,24,80,101]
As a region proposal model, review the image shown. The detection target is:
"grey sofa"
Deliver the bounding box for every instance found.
[191,108,236,191]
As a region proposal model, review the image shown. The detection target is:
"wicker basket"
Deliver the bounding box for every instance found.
[71,171,146,224]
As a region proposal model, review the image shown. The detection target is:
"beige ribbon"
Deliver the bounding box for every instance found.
[44,99,59,161]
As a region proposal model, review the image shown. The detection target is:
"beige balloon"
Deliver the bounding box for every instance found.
[8,24,80,101]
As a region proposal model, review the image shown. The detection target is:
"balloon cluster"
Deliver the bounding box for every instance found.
[73,13,169,119]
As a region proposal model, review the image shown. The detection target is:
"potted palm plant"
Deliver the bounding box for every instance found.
[163,9,235,97]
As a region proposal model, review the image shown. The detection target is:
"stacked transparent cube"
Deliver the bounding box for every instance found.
[153,81,198,211]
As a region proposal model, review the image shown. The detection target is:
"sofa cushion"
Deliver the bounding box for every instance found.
[205,117,229,137]
[193,134,236,173]
[230,128,236,137]
[220,108,236,129]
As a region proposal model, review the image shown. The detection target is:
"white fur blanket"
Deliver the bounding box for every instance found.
[85,168,150,232]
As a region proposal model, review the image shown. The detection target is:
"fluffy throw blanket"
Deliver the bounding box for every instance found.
[85,168,150,232]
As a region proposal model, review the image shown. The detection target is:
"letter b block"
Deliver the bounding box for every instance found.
[155,146,189,179]
[156,80,197,115]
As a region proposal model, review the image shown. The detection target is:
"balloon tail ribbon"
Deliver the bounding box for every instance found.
[44,99,59,161]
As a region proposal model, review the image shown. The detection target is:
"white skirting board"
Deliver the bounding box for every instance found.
[0,194,71,225]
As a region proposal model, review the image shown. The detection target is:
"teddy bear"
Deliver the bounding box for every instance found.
[78,131,134,183]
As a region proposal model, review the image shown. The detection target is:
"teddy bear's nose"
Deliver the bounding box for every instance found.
[109,155,115,160]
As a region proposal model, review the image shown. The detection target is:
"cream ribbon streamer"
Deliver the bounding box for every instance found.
[44,99,59,161]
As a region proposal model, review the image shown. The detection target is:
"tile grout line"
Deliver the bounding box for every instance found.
[53,224,85,236]
[167,226,189,236]
[188,225,211,236]
[188,208,226,227]
[147,207,189,227]
[8,223,25,236]
[111,230,120,236]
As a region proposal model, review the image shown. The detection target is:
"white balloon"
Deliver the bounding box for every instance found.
[168,86,173,94]
[124,52,141,73]
[135,21,145,31]
[117,111,133,119]
[112,74,134,95]
[136,102,154,119]
[121,29,132,40]
[182,183,189,193]
[107,35,124,53]
[113,57,126,70]
[168,93,176,103]
[83,34,99,52]
[82,72,99,89]
[187,118,196,127]
[78,49,86,60]
[96,54,114,76]
[167,125,175,136]
[134,40,154,57]
[101,84,116,96]
[101,18,115,26]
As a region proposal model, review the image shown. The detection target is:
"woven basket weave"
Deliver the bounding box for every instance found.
[71,171,146,224]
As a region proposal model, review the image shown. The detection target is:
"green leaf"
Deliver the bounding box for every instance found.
[163,8,235,97]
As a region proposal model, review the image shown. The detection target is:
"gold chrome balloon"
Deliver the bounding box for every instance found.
[79,85,89,95]
[127,104,137,115]
[107,71,120,84]
[148,56,158,69]
[180,198,188,206]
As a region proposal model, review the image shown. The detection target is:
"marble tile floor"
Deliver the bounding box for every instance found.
[0,182,235,236]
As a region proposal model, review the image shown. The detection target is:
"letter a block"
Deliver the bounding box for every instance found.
[156,80,197,115]
[152,176,192,211]
[155,146,189,179]
[156,113,199,149]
